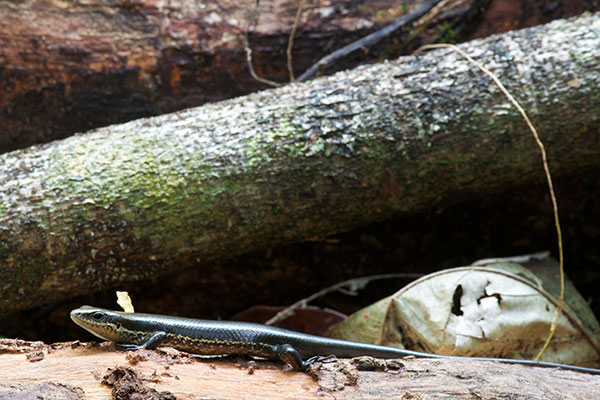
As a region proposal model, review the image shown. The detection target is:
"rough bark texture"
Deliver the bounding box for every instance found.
[1,13,599,312]
[0,0,437,153]
[311,356,600,399]
[2,0,596,154]
[1,340,599,400]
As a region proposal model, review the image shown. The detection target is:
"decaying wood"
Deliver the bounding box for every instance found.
[295,0,442,82]
[0,12,599,312]
[0,340,318,400]
[2,1,595,154]
[1,340,599,400]
[311,356,600,399]
[0,0,443,153]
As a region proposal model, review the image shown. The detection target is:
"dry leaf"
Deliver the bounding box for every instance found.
[327,253,600,368]
[116,291,135,313]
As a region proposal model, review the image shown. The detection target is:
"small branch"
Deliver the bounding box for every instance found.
[265,273,422,325]
[244,0,281,87]
[404,0,466,45]
[287,0,305,82]
[411,0,464,31]
[296,0,443,82]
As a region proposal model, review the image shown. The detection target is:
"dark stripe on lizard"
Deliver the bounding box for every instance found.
[70,306,600,374]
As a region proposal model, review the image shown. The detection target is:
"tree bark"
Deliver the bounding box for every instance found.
[3,0,594,154]
[0,0,438,153]
[1,12,599,312]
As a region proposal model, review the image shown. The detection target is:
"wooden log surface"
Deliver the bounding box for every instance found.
[2,0,594,154]
[1,12,599,312]
[0,0,438,153]
[0,340,318,399]
[1,339,599,399]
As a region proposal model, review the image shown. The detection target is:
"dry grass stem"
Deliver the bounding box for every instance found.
[413,43,565,361]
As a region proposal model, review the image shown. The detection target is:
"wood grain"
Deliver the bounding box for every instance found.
[0,343,320,400]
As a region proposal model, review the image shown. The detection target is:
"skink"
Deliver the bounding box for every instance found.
[70,306,600,374]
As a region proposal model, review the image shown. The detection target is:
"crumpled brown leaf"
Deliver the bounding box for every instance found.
[327,253,600,368]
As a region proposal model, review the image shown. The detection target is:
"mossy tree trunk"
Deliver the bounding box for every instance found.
[1,13,599,312]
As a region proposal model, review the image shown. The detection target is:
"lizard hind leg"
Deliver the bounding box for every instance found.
[272,344,307,370]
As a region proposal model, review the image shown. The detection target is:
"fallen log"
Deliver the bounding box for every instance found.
[0,0,443,153]
[1,340,599,399]
[0,12,599,312]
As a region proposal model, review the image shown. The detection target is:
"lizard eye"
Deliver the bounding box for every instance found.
[91,312,104,321]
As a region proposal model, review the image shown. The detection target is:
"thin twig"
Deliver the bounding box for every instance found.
[413,43,564,361]
[406,0,466,44]
[411,0,460,31]
[244,0,281,87]
[287,0,305,82]
[265,272,423,325]
[296,0,443,82]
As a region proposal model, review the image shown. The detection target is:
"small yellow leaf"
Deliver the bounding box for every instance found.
[116,291,135,313]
